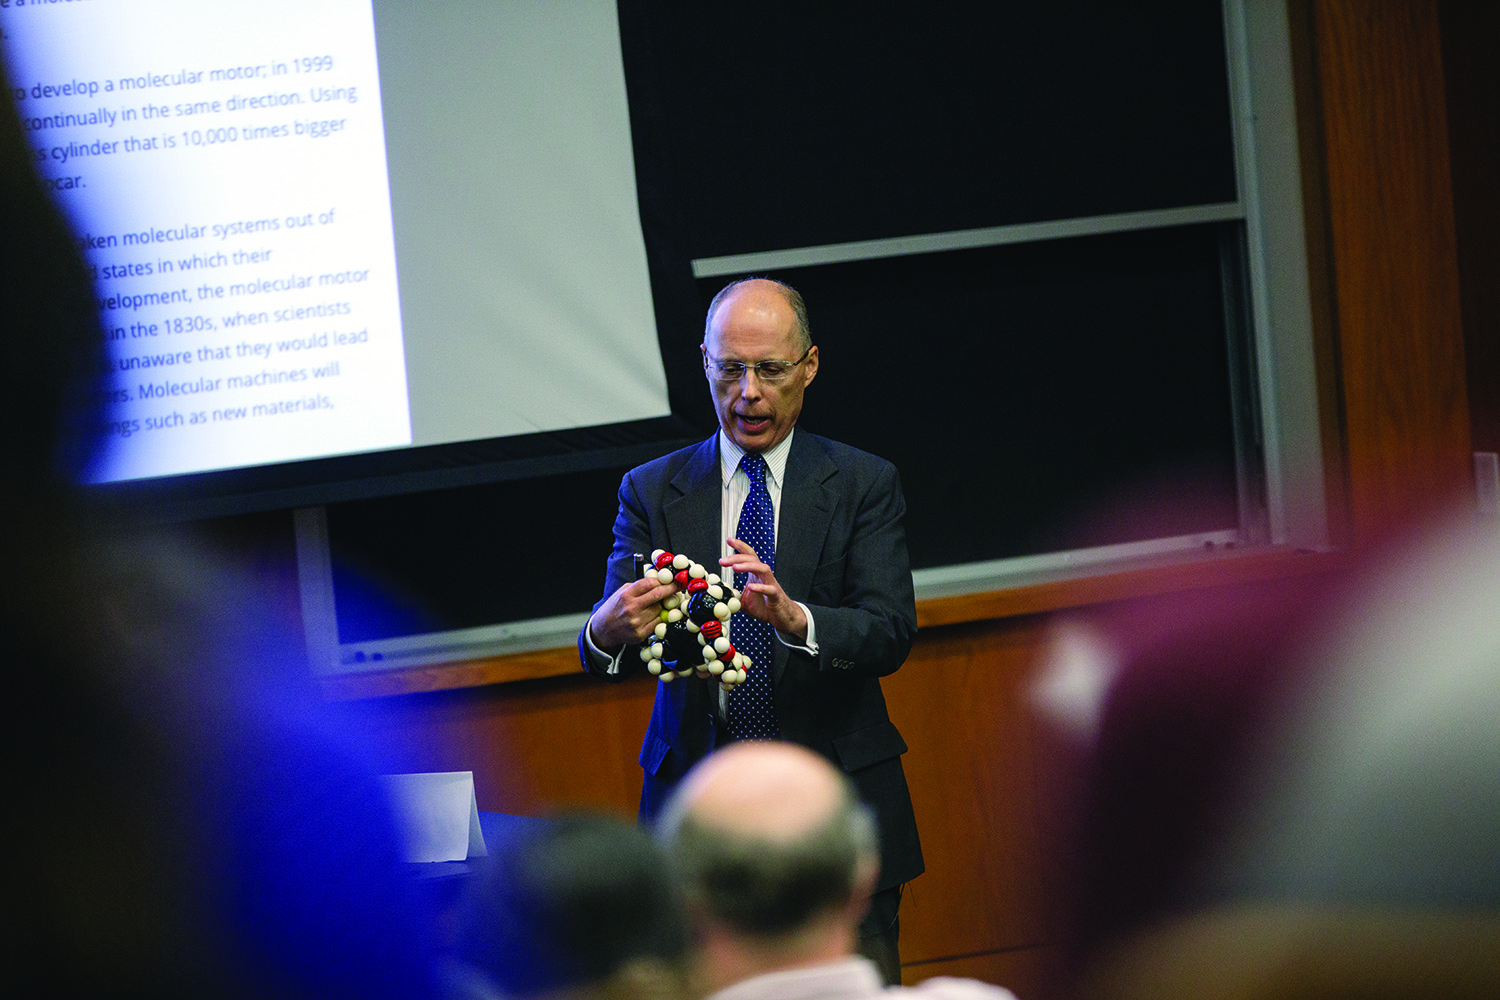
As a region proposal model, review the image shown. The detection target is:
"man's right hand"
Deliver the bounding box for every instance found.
[588,576,679,650]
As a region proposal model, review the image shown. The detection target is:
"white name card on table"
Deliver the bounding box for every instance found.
[380,771,489,863]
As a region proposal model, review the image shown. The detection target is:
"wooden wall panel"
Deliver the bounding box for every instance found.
[1312,0,1472,541]
[883,617,1067,963]
[329,670,657,819]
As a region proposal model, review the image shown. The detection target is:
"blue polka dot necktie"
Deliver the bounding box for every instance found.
[728,453,779,740]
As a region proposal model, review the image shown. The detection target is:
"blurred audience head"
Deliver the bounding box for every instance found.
[1033,510,1500,999]
[448,812,692,1000]
[5,52,440,1000]
[13,511,446,1000]
[656,741,879,990]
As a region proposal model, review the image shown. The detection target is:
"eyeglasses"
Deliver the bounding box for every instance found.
[704,347,811,384]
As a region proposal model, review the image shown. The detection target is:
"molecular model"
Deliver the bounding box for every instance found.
[638,549,753,690]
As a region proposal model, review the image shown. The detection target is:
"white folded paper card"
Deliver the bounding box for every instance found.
[380,771,489,863]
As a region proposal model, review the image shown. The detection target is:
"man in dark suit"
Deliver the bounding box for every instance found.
[578,278,921,982]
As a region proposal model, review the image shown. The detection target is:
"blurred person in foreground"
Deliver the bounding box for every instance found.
[657,741,1019,1000]
[1031,508,1500,1000]
[4,52,440,998]
[445,812,694,1000]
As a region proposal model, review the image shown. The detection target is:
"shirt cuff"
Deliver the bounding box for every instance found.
[584,612,626,676]
[776,601,819,656]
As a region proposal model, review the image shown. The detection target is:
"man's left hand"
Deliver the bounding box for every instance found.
[720,537,808,640]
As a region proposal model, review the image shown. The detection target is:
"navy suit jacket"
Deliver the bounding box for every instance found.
[578,431,924,890]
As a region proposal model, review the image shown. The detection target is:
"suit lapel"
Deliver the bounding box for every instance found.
[663,436,722,573]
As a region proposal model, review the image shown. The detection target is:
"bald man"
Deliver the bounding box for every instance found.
[579,278,922,980]
[657,742,1018,1000]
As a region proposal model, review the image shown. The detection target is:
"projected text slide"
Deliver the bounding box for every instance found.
[3,0,410,481]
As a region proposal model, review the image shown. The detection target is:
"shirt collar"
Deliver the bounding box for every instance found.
[718,427,794,491]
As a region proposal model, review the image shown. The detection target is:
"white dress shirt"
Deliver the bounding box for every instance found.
[706,956,1020,1000]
